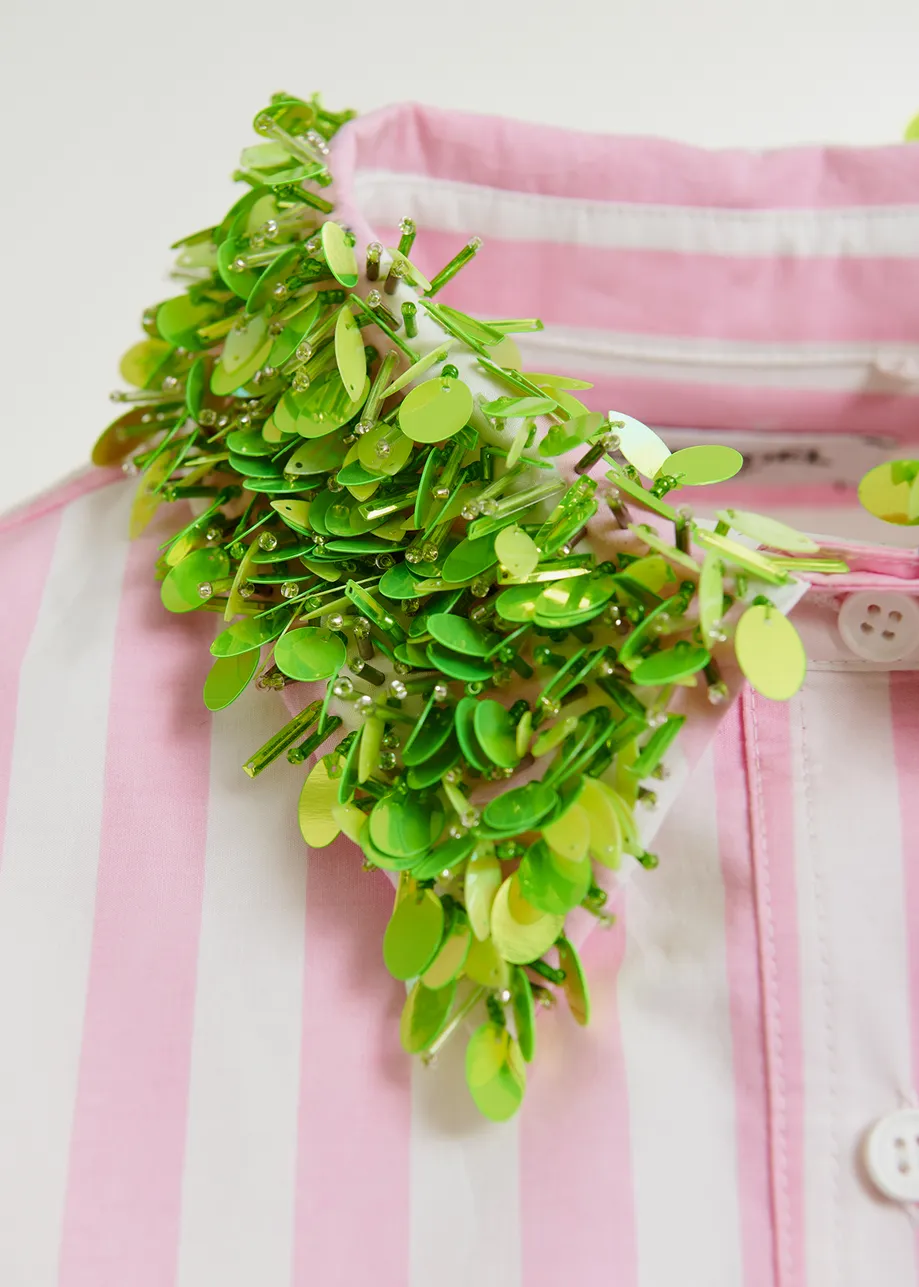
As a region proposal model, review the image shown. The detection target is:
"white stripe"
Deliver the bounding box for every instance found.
[409,1044,521,1287]
[176,689,306,1287]
[617,747,744,1287]
[510,325,919,394]
[0,483,132,1285]
[790,672,916,1287]
[355,169,919,260]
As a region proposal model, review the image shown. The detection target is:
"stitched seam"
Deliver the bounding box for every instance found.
[799,694,843,1285]
[747,692,793,1287]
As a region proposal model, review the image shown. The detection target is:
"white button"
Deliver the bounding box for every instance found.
[864,1110,919,1202]
[837,591,919,663]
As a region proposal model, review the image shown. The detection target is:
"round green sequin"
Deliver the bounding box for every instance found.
[490,874,564,964]
[270,499,313,534]
[630,641,711,686]
[161,547,229,613]
[211,342,272,398]
[119,338,173,389]
[217,236,259,299]
[230,451,282,478]
[334,304,367,401]
[517,839,591,915]
[579,777,624,869]
[298,757,342,848]
[246,244,303,315]
[426,642,493,682]
[427,614,500,657]
[383,887,445,980]
[226,429,276,457]
[455,697,489,771]
[441,534,498,584]
[269,298,319,367]
[369,792,444,859]
[465,1023,526,1122]
[495,525,539,578]
[482,782,558,832]
[355,421,414,477]
[91,407,159,467]
[473,700,520,768]
[286,434,351,477]
[405,734,461,790]
[663,444,743,486]
[402,700,455,767]
[464,934,511,991]
[464,849,502,939]
[411,832,475,881]
[398,376,473,444]
[610,411,671,478]
[542,800,590,861]
[533,571,611,624]
[421,908,471,988]
[156,294,217,350]
[495,583,541,623]
[557,936,590,1025]
[735,603,807,700]
[379,563,423,600]
[857,460,919,526]
[273,626,346,682]
[321,221,359,288]
[400,978,457,1054]
[210,607,291,657]
[203,650,259,711]
[511,966,536,1062]
[295,369,369,438]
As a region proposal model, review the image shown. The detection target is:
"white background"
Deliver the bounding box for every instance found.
[2,0,919,514]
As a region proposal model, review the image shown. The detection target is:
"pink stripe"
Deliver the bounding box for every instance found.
[740,692,806,1287]
[58,533,214,1287]
[335,213,919,438]
[0,502,66,873]
[291,837,411,1286]
[519,902,637,1287]
[714,708,778,1287]
[335,103,919,209]
[376,226,919,346]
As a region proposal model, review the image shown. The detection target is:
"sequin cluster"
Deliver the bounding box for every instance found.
[94,92,848,1120]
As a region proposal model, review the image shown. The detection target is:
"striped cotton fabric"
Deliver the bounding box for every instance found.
[3,105,919,1286]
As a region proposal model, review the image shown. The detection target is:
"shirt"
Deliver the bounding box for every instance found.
[2,102,919,1287]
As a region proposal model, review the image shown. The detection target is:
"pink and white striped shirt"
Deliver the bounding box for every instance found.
[2,104,919,1286]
